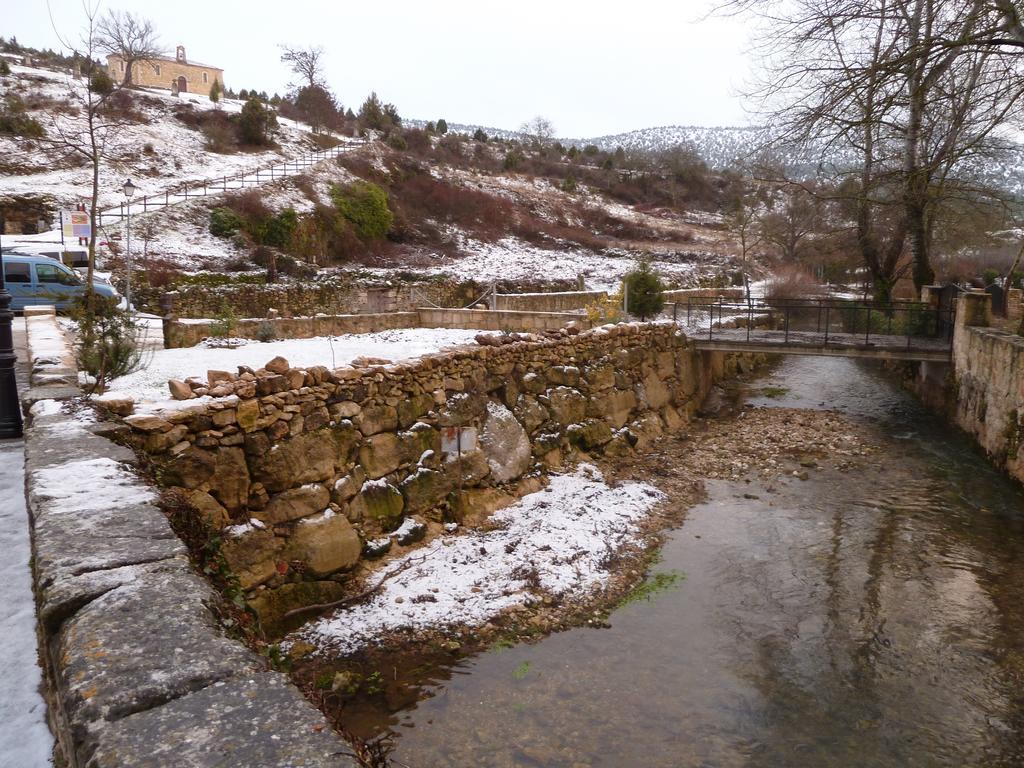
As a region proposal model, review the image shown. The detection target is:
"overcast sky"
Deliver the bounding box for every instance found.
[9,0,756,137]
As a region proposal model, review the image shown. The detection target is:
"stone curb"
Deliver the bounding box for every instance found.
[22,363,355,764]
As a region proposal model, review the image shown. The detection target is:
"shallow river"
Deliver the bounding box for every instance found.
[344,357,1024,767]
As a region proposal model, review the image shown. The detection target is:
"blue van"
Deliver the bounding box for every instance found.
[2,253,119,311]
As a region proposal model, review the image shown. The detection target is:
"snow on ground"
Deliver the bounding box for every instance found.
[105,327,483,408]
[353,235,706,291]
[0,63,320,211]
[0,435,54,767]
[291,463,665,656]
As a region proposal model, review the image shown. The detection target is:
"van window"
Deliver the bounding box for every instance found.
[4,263,30,283]
[35,263,79,285]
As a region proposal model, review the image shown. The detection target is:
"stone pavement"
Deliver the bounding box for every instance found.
[0,316,54,767]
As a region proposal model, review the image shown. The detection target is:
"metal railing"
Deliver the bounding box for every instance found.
[96,141,365,226]
[677,297,956,350]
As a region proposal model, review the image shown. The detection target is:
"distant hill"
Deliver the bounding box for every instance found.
[407,119,767,169]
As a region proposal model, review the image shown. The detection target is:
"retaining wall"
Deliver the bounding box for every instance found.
[122,324,759,632]
[949,293,1024,483]
[911,291,1024,485]
[164,311,422,348]
[493,290,607,312]
[163,308,589,348]
[662,288,744,303]
[141,276,580,319]
[416,307,589,333]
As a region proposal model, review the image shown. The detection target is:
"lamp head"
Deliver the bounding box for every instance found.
[123,179,136,198]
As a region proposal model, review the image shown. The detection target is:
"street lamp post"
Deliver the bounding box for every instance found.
[123,179,135,313]
[0,218,24,438]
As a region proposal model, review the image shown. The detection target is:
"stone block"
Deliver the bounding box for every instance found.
[207,447,250,513]
[480,401,532,483]
[546,386,587,426]
[247,582,346,637]
[220,528,284,589]
[252,425,358,492]
[259,484,330,524]
[236,398,260,432]
[286,512,362,576]
[567,419,614,450]
[332,466,366,505]
[55,561,259,752]
[348,480,405,531]
[399,467,453,513]
[186,489,229,530]
[87,672,354,768]
[354,404,398,436]
[359,433,402,479]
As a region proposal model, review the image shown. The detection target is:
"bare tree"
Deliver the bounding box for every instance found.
[95,10,162,87]
[519,115,556,146]
[46,3,131,309]
[718,0,1024,298]
[724,190,766,270]
[280,45,325,90]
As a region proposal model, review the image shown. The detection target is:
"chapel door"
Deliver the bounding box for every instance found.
[177,76,188,93]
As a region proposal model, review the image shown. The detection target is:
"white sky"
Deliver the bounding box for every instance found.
[8,0,756,137]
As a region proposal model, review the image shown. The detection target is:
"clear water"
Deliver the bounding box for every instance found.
[339,357,1024,767]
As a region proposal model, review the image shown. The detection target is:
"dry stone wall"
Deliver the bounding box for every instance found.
[137,276,581,319]
[493,291,608,312]
[123,324,729,630]
[163,309,589,348]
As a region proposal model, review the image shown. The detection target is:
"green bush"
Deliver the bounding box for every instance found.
[209,207,243,237]
[238,97,276,146]
[623,260,665,321]
[503,150,523,171]
[473,127,487,142]
[90,69,114,96]
[561,174,578,193]
[0,94,44,138]
[255,320,277,343]
[387,131,407,150]
[209,78,222,103]
[257,208,298,249]
[209,306,238,338]
[330,181,393,239]
[437,118,448,134]
[0,60,10,76]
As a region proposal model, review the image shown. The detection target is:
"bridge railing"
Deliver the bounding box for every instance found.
[676,298,956,350]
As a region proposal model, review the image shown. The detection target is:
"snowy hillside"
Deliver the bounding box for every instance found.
[0,64,332,213]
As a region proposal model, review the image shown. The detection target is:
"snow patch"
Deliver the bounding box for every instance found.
[292,463,664,655]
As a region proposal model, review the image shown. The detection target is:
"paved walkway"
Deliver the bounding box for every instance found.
[0,316,54,767]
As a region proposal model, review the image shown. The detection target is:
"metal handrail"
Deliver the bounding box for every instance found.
[96,141,365,226]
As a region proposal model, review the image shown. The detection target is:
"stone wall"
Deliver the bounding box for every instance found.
[122,324,738,631]
[949,292,1024,483]
[416,308,590,333]
[163,308,588,348]
[662,288,745,304]
[137,276,581,320]
[164,311,421,349]
[493,291,608,312]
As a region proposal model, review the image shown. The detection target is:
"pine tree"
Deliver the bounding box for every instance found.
[436,118,448,134]
[623,260,665,321]
[209,78,221,103]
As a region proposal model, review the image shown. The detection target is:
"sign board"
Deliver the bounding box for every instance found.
[441,426,477,455]
[61,210,91,239]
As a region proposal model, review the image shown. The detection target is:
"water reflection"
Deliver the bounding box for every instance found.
[338,357,1024,767]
